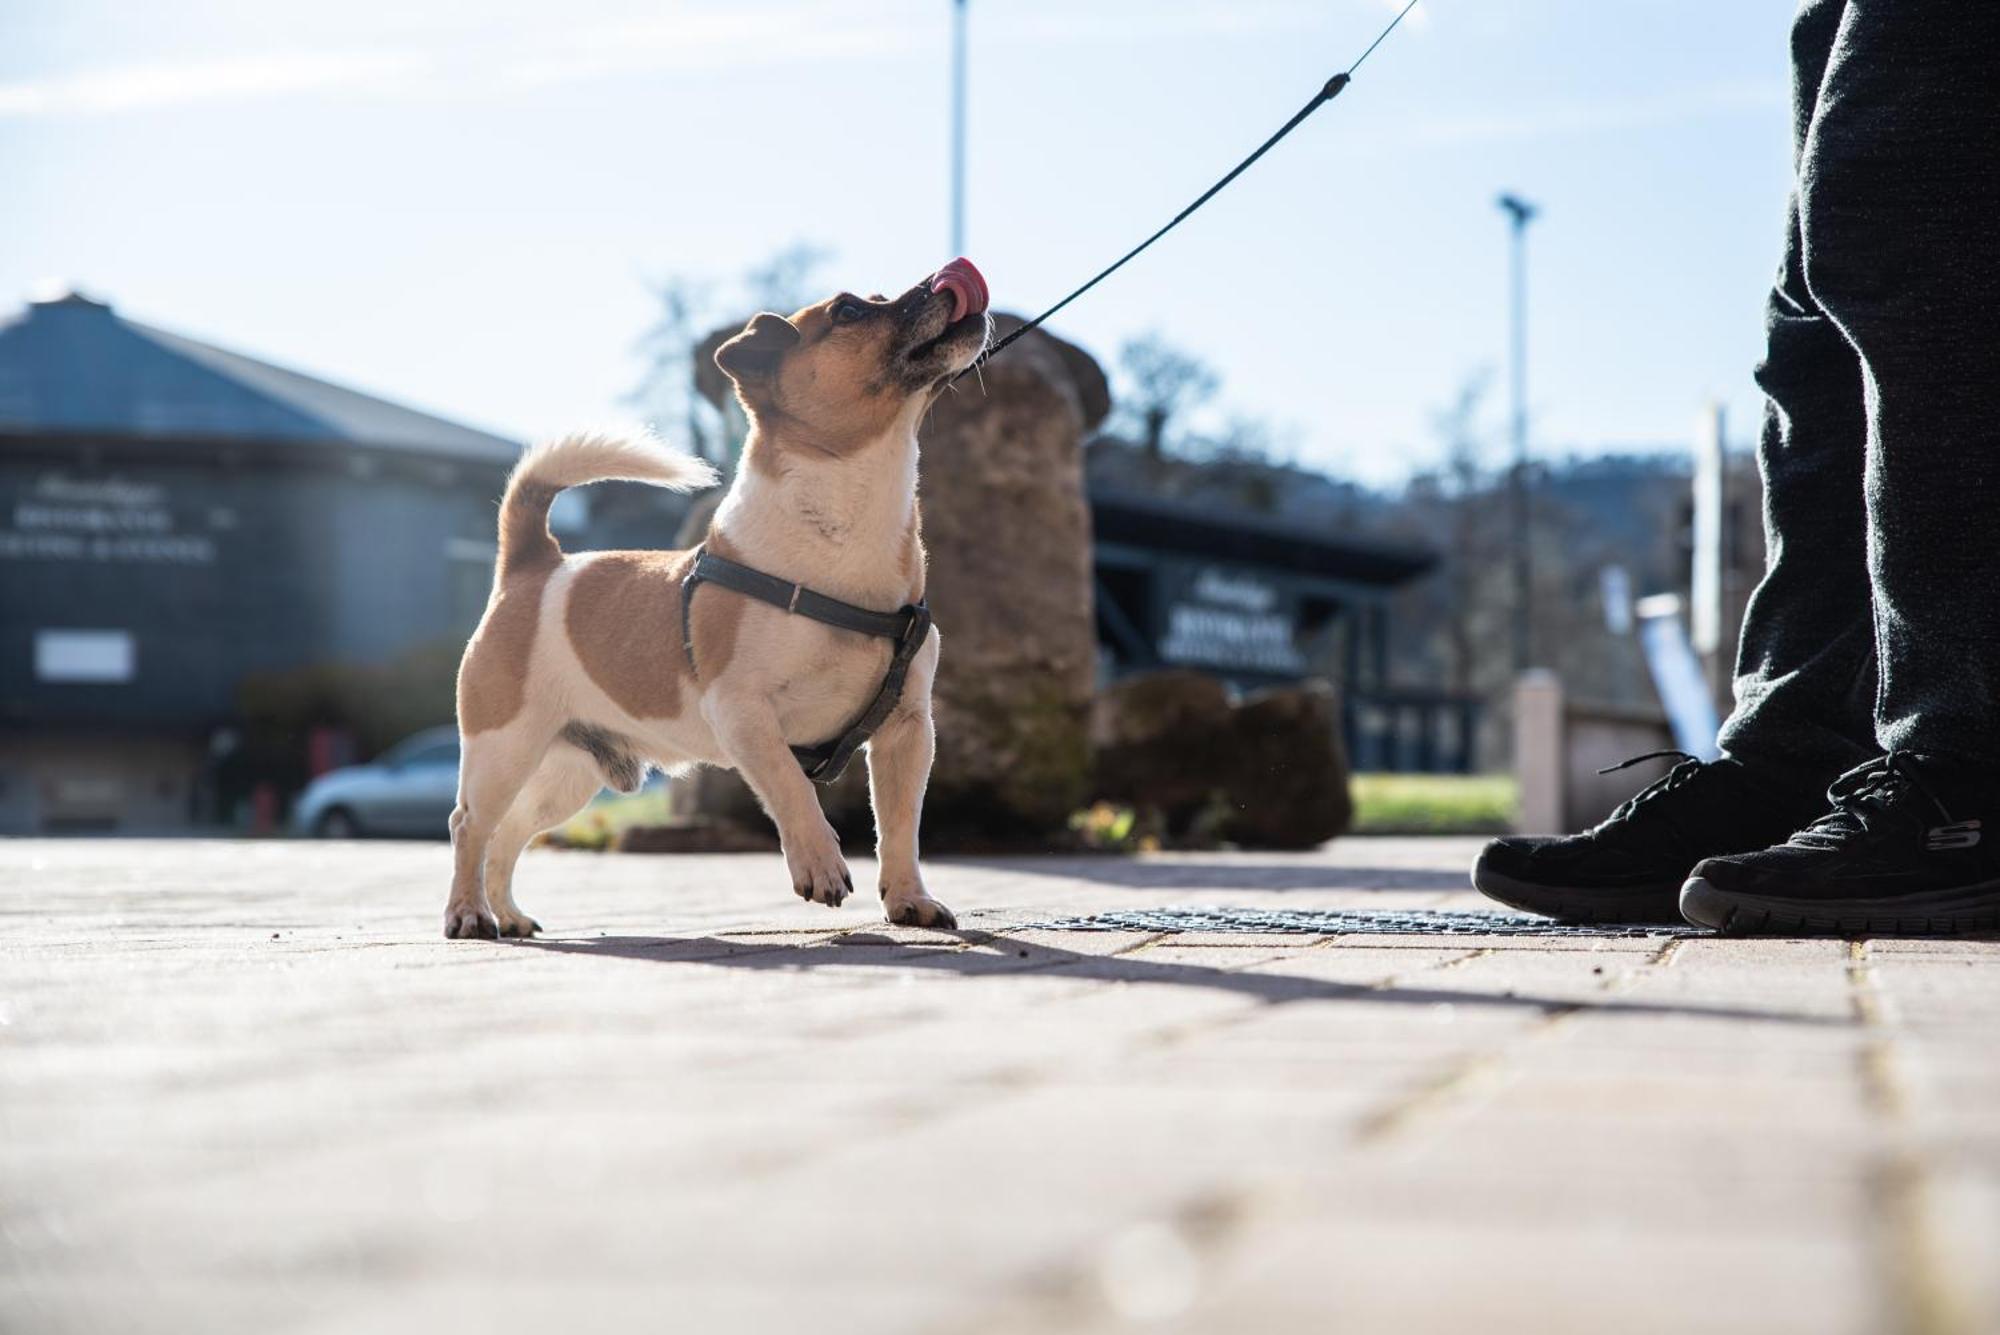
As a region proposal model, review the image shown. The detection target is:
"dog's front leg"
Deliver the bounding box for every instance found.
[703,694,852,907]
[865,703,956,929]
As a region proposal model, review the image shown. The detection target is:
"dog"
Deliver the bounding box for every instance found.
[443,261,991,939]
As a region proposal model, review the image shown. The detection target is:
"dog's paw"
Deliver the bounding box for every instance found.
[495,909,542,938]
[786,831,853,908]
[885,894,957,930]
[442,904,500,940]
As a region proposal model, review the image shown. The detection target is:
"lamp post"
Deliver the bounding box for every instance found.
[1497,192,1538,672]
[950,0,968,255]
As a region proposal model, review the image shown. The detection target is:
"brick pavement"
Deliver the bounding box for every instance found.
[3,838,1997,1334]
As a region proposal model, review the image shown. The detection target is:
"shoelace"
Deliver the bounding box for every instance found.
[1791,750,1956,849]
[1593,750,1706,830]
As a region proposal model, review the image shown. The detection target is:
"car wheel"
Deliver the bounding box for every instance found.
[315,807,362,839]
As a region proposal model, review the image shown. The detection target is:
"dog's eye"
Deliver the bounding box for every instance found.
[830,298,868,325]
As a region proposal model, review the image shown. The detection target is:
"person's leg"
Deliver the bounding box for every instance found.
[1714,0,1877,784]
[1803,0,2000,763]
[1682,0,2000,935]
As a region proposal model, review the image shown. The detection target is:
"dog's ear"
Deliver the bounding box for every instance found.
[714,313,801,386]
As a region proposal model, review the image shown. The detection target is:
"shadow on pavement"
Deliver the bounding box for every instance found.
[511,933,1840,1029]
[944,857,1472,894]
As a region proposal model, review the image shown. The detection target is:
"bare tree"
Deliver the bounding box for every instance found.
[1387,371,1686,765]
[1115,332,1219,459]
[630,275,721,462]
[1427,374,1497,696]
[630,242,836,468]
[1190,413,1292,465]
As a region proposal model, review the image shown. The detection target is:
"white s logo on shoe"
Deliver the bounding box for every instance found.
[1926,820,1982,851]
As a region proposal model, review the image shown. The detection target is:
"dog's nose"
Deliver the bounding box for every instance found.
[929,257,988,323]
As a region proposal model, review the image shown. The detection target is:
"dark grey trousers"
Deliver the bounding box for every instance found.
[1717,0,2000,781]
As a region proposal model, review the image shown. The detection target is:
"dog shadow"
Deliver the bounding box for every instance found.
[509,931,1838,1029]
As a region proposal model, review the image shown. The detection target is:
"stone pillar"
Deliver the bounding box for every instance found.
[1514,669,1565,835]
[912,315,1109,840]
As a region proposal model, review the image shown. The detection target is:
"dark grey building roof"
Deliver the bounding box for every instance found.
[1090,487,1435,587]
[0,291,519,465]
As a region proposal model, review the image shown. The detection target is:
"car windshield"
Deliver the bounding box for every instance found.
[384,736,459,768]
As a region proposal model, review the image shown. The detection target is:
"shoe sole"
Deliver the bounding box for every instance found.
[1680,876,2000,937]
[1471,863,1686,926]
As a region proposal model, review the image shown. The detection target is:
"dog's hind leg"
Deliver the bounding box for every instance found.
[444,725,550,939]
[481,745,607,938]
[865,703,956,930]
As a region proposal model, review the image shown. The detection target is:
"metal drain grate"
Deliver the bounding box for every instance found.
[1021,906,1697,938]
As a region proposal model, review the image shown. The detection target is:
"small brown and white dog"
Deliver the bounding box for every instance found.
[442,261,991,939]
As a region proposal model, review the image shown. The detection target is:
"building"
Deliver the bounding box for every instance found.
[1088,489,1472,773]
[0,291,521,832]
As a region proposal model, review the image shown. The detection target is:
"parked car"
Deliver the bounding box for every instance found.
[293,727,460,839]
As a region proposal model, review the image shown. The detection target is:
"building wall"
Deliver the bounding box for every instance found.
[310,458,507,659]
[0,731,204,833]
[0,437,508,830]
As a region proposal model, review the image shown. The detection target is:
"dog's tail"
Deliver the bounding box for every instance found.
[497,431,719,577]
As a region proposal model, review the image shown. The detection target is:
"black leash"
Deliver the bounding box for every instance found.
[954,0,1421,383]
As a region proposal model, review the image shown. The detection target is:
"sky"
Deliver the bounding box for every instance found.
[0,0,1797,486]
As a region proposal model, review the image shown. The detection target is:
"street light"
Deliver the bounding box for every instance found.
[1497,192,1539,672]
[950,0,968,255]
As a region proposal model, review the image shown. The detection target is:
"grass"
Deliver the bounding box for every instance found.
[1350,772,1516,835]
[548,771,1517,851]
[545,781,677,851]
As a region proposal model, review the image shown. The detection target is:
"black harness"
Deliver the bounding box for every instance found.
[680,545,933,784]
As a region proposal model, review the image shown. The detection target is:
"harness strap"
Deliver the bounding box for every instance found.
[680,545,932,785]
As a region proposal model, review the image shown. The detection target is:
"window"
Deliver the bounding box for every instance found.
[35,630,134,683]
[399,742,460,768]
[384,735,461,768]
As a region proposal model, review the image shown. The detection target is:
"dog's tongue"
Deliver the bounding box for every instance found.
[929,257,989,324]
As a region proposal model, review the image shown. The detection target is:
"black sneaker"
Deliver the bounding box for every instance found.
[1680,751,2000,936]
[1473,751,1826,924]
